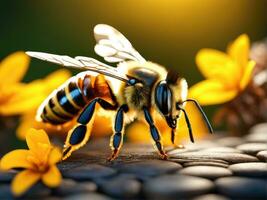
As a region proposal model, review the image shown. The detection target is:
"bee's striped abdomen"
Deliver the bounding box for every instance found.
[38,73,115,125]
[40,78,89,125]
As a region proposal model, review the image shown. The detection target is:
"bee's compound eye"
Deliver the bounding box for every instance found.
[155,81,172,115]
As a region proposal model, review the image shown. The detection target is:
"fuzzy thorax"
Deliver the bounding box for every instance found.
[124,82,150,110]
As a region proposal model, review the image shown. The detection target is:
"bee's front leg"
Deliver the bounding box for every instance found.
[108,104,128,161]
[143,107,168,160]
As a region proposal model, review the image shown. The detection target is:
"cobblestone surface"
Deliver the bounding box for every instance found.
[1,123,267,200]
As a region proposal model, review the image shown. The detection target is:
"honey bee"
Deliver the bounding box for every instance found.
[26,24,213,161]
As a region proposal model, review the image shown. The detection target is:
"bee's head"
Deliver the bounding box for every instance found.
[154,70,213,143]
[154,70,188,129]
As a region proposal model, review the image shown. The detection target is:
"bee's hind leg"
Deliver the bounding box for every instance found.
[108,104,129,161]
[143,107,168,160]
[63,98,117,160]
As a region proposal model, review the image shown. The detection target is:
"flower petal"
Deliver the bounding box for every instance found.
[48,147,62,165]
[0,149,32,170]
[188,79,238,105]
[0,82,47,115]
[26,129,51,152]
[43,69,71,90]
[0,52,30,84]
[196,49,241,86]
[42,165,62,187]
[16,112,37,140]
[126,120,151,143]
[228,34,249,70]
[240,60,256,90]
[11,169,41,196]
[0,69,71,116]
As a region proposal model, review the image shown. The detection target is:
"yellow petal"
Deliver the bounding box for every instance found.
[0,82,47,115]
[48,147,62,165]
[0,69,71,116]
[0,149,32,170]
[42,165,62,187]
[0,52,30,84]
[92,108,114,138]
[188,79,238,105]
[126,120,151,143]
[26,129,51,152]
[196,49,241,86]
[43,69,71,90]
[240,60,256,90]
[11,169,41,196]
[228,34,249,70]
[16,112,37,140]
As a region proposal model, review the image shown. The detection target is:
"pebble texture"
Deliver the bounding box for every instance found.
[1,123,267,200]
[229,162,267,177]
[178,166,232,179]
[144,174,214,200]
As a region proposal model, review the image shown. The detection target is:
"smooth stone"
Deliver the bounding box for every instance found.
[257,150,267,161]
[54,179,97,196]
[184,140,218,150]
[215,176,267,199]
[0,185,13,199]
[171,151,258,164]
[118,160,182,177]
[144,174,214,200]
[99,174,141,198]
[23,182,51,198]
[167,148,190,155]
[229,162,267,177]
[249,123,267,134]
[216,137,244,147]
[236,143,267,155]
[63,164,116,180]
[64,193,112,200]
[200,147,241,153]
[0,170,16,182]
[179,166,232,179]
[192,194,230,200]
[246,125,267,143]
[183,161,229,168]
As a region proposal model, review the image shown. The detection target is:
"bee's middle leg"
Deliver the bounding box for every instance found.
[108,104,128,161]
[143,107,168,159]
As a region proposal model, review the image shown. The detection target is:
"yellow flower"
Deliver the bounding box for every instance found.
[0,129,62,196]
[0,52,30,113]
[0,52,71,139]
[189,34,256,105]
[15,70,72,139]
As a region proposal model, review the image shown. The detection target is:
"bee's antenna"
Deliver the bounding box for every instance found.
[177,106,194,143]
[183,99,213,134]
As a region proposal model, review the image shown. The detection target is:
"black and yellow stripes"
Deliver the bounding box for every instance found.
[40,80,87,125]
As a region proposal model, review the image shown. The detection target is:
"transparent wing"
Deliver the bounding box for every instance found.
[26,51,129,82]
[94,24,146,63]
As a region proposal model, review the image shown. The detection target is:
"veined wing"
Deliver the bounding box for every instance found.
[26,51,129,82]
[94,24,146,63]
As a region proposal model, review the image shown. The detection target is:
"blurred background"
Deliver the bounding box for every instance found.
[1,0,267,153]
[1,0,267,82]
